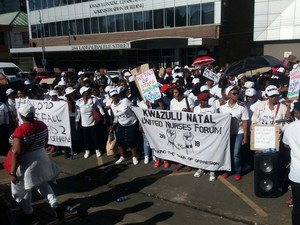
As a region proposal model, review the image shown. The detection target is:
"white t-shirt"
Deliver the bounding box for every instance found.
[209,85,222,99]
[219,101,249,134]
[75,97,105,127]
[283,120,300,183]
[244,100,261,122]
[170,97,193,111]
[111,98,137,126]
[193,105,216,114]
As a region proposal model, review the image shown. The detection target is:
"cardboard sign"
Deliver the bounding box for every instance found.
[39,78,56,84]
[158,68,165,78]
[202,68,220,83]
[250,124,280,151]
[131,64,149,76]
[135,69,161,103]
[287,65,300,99]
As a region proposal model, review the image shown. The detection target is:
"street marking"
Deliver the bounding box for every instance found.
[167,171,194,176]
[218,177,268,217]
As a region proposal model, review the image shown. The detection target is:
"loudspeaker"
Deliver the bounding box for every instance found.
[254,152,280,198]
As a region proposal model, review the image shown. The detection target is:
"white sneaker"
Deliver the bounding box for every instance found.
[132,157,139,165]
[152,156,156,161]
[209,172,216,182]
[95,150,101,158]
[194,169,206,177]
[115,156,125,164]
[84,150,90,159]
[144,156,149,164]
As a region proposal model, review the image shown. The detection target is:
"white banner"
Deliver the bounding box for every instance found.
[16,99,71,147]
[132,107,231,171]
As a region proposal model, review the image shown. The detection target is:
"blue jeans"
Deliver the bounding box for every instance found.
[142,133,152,157]
[230,133,244,175]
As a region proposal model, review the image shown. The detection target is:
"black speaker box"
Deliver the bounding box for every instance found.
[254,152,280,198]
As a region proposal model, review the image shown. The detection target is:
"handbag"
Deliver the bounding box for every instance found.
[106,131,118,156]
[3,149,13,174]
[92,98,102,123]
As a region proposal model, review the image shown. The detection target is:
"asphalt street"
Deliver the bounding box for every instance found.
[0,151,293,225]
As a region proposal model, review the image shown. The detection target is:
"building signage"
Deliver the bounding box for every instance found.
[90,0,145,15]
[71,43,131,51]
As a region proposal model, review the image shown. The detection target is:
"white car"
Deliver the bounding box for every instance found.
[0,62,23,80]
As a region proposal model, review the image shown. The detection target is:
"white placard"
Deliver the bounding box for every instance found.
[254,126,276,149]
[202,68,220,83]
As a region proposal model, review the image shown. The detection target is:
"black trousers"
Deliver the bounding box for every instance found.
[291,181,300,225]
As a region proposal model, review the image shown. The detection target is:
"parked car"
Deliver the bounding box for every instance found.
[0,62,23,80]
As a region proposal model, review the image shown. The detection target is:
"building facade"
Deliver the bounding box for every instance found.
[254,0,300,61]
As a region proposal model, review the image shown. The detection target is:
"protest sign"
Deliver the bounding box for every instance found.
[131,63,149,76]
[132,107,231,171]
[135,69,161,103]
[16,99,71,147]
[250,124,280,151]
[287,65,300,99]
[202,68,220,83]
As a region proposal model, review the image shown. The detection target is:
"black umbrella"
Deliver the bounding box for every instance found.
[224,55,282,76]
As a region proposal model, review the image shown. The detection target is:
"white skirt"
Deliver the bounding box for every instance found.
[11,148,61,203]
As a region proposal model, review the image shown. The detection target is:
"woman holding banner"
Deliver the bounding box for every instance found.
[109,88,139,165]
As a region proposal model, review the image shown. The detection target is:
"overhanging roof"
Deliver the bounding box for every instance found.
[0,11,28,26]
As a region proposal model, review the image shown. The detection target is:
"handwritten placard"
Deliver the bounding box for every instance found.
[287,66,300,99]
[135,69,161,103]
[250,125,280,151]
[202,68,220,83]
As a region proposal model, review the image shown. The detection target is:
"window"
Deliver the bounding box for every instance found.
[44,23,49,37]
[49,22,56,36]
[189,4,200,26]
[99,17,107,33]
[56,22,62,36]
[116,14,124,32]
[76,19,84,35]
[41,0,47,9]
[84,18,91,34]
[153,9,163,29]
[22,32,29,45]
[134,12,143,30]
[68,0,75,4]
[61,0,68,6]
[48,0,54,8]
[62,21,69,36]
[124,13,133,31]
[54,0,60,7]
[144,11,152,29]
[175,6,186,27]
[75,0,81,3]
[29,0,35,11]
[91,17,99,34]
[165,8,174,28]
[35,0,42,10]
[69,20,76,35]
[107,15,115,33]
[202,3,214,24]
[31,25,37,38]
[0,32,5,45]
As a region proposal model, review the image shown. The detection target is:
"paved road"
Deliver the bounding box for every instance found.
[0,152,293,225]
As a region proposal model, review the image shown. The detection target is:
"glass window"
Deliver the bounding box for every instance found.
[68,0,75,4]
[91,17,99,34]
[48,0,54,8]
[44,23,49,37]
[76,19,84,34]
[153,9,163,29]
[134,12,143,30]
[61,0,68,6]
[29,0,35,11]
[99,17,107,33]
[22,32,29,45]
[124,13,133,31]
[69,20,76,35]
[35,0,42,10]
[42,0,47,9]
[62,21,69,36]
[165,8,174,28]
[49,22,56,36]
[56,22,62,36]
[116,14,124,32]
[189,4,200,26]
[175,6,186,27]
[202,3,214,24]
[84,18,91,34]
[107,15,115,33]
[144,11,152,29]
[75,0,81,3]
[31,25,37,38]
[54,0,60,7]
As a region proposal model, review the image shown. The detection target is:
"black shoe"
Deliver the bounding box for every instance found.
[52,152,63,157]
[52,203,65,221]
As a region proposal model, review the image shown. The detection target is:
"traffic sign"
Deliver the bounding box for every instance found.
[42,58,47,66]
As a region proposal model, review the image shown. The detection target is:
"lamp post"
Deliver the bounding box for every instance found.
[38,10,46,71]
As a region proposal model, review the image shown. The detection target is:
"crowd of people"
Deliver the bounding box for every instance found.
[0,60,300,224]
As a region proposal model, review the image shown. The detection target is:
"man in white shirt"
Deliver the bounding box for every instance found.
[283,102,300,225]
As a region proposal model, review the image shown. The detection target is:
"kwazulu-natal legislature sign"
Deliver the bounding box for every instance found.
[132,107,232,171]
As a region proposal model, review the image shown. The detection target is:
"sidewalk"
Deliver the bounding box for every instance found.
[0,152,293,225]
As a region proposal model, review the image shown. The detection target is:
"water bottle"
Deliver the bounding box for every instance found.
[65,205,76,213]
[110,132,115,141]
[116,196,129,203]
